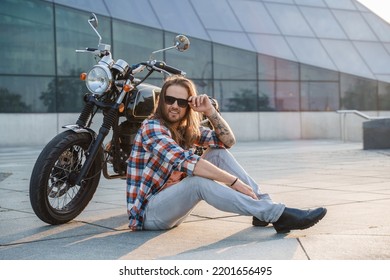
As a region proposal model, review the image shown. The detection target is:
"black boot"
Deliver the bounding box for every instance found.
[273,207,327,234]
[252,216,269,227]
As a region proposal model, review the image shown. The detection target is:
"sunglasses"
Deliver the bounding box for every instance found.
[164,95,189,108]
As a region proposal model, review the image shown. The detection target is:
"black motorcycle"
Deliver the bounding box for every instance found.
[29,13,191,225]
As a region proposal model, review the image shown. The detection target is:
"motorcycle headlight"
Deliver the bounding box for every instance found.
[86,65,113,95]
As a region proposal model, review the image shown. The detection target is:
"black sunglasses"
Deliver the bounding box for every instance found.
[164,95,189,108]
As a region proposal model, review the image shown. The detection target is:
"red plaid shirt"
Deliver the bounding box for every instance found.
[126,118,225,230]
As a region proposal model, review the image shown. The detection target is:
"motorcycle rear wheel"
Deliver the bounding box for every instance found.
[29,130,102,225]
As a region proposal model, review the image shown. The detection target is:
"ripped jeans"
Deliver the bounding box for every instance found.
[143,148,285,230]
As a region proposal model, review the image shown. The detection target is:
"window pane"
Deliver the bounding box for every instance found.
[276,82,300,111]
[149,0,209,40]
[165,33,212,80]
[294,0,327,7]
[258,54,275,80]
[301,82,339,111]
[333,10,377,41]
[214,80,257,112]
[259,81,276,111]
[340,74,378,110]
[323,0,357,10]
[276,59,299,80]
[321,39,374,78]
[300,7,347,39]
[229,0,280,34]
[105,0,161,29]
[266,3,314,36]
[213,44,257,80]
[113,20,163,80]
[0,0,54,75]
[54,77,87,113]
[378,81,390,110]
[354,42,390,74]
[286,37,335,70]
[249,34,296,61]
[192,0,242,31]
[0,76,53,113]
[300,64,339,81]
[54,0,110,16]
[56,6,112,76]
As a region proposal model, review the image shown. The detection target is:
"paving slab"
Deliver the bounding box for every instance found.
[1,140,390,261]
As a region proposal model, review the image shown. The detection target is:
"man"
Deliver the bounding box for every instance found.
[126,75,326,233]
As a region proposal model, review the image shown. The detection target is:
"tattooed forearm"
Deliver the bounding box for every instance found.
[207,111,236,147]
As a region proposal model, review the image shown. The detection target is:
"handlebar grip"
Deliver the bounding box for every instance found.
[154,61,184,75]
[86,47,98,51]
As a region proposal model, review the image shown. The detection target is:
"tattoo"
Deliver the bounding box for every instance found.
[208,111,236,147]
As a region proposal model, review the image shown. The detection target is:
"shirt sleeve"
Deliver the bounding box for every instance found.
[196,126,226,149]
[141,120,200,175]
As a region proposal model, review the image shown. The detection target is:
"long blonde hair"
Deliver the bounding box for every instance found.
[152,75,201,149]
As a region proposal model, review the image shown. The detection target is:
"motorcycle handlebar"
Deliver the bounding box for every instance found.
[153,61,185,75]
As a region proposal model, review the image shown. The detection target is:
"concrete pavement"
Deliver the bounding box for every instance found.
[1,140,390,260]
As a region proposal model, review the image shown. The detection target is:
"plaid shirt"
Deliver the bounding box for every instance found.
[126,118,225,230]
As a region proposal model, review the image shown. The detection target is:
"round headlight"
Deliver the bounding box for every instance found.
[86,65,112,95]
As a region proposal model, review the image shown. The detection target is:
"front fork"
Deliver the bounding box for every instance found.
[74,102,119,186]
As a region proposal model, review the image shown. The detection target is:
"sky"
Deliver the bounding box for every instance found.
[357,0,390,23]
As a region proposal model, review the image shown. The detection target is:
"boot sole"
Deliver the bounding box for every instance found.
[275,208,327,234]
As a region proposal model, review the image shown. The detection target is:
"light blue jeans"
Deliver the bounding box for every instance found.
[143,148,285,230]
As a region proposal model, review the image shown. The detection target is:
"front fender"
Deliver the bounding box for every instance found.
[62,124,97,139]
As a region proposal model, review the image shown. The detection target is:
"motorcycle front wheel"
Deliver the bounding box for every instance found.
[29,130,103,225]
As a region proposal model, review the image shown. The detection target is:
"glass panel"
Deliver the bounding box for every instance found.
[265,3,314,36]
[0,0,54,75]
[213,44,257,80]
[300,7,347,39]
[271,0,294,3]
[56,6,112,76]
[0,76,53,113]
[54,0,110,16]
[323,0,356,10]
[259,81,276,111]
[258,54,276,80]
[275,82,300,111]
[378,81,390,110]
[294,0,327,7]
[229,0,280,34]
[191,0,242,31]
[363,13,390,42]
[214,80,257,112]
[333,10,377,41]
[106,0,161,29]
[149,0,209,40]
[286,37,336,70]
[354,42,390,74]
[375,75,390,84]
[276,59,299,81]
[340,74,378,110]
[193,79,214,98]
[300,82,339,111]
[165,33,212,80]
[208,30,255,51]
[300,64,339,81]
[249,34,296,61]
[55,77,87,113]
[113,20,163,80]
[321,39,374,79]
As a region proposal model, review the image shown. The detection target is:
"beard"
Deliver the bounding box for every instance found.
[163,107,185,125]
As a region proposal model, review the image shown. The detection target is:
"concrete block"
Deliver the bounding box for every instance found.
[363,118,390,149]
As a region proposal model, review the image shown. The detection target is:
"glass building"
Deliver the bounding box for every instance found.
[1,0,390,145]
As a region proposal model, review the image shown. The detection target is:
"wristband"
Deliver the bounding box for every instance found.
[230,177,239,187]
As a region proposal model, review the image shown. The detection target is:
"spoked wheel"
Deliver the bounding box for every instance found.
[29,130,103,225]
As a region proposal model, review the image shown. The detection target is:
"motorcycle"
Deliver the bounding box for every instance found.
[29,13,191,225]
